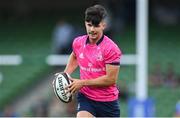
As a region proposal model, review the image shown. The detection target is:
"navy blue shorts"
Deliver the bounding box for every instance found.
[77,92,120,117]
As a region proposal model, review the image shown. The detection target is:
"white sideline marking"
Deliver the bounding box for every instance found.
[0,55,22,65]
[46,54,136,66]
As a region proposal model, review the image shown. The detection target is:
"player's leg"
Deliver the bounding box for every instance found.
[76,93,96,117]
[95,99,120,117]
[77,111,94,117]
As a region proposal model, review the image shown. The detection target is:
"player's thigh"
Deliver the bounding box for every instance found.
[77,111,94,117]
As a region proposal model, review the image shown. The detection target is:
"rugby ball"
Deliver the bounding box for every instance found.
[53,72,72,103]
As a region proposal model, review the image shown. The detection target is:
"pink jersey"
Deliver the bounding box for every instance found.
[73,35,122,102]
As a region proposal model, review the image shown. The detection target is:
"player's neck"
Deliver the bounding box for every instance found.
[89,33,103,45]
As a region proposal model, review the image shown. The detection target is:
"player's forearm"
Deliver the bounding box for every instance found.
[64,52,78,75]
[82,75,118,87]
[82,65,119,87]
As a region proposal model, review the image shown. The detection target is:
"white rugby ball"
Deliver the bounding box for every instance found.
[53,72,72,103]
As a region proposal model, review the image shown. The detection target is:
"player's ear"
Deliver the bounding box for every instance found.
[102,21,107,30]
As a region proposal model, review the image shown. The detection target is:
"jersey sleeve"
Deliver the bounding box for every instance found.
[72,36,84,56]
[72,37,78,56]
[104,45,122,65]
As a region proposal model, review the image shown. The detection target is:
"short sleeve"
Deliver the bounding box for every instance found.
[104,45,122,65]
[72,37,79,56]
[72,39,76,56]
[72,36,85,56]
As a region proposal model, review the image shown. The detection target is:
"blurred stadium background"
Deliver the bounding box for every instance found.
[0,0,180,117]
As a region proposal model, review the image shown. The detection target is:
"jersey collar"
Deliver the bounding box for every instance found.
[86,35,104,45]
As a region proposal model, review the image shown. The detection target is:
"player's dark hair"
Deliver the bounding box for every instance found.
[85,4,107,26]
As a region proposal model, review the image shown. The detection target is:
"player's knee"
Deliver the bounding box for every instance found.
[77,111,94,118]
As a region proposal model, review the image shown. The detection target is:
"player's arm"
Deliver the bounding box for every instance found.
[67,64,119,94]
[83,64,120,87]
[64,52,78,75]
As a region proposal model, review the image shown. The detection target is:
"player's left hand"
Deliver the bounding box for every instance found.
[65,78,84,94]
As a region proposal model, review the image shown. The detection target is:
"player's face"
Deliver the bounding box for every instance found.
[85,21,106,41]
